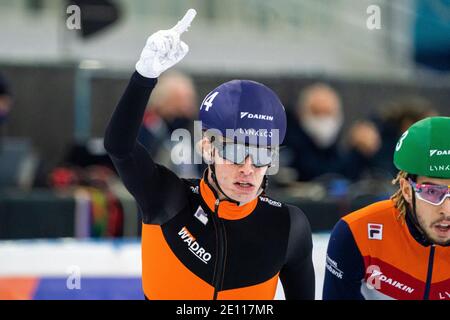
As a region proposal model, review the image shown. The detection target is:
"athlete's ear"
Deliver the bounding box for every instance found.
[400,178,413,204]
[200,137,213,164]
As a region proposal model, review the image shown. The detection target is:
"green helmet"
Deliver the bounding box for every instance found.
[394,116,450,178]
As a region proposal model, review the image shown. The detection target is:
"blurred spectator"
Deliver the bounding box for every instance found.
[0,72,13,138]
[138,70,201,178]
[368,96,438,177]
[48,139,124,238]
[0,72,40,190]
[49,137,117,189]
[284,83,381,182]
[62,138,115,172]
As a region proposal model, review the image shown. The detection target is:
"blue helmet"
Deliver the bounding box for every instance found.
[199,80,287,147]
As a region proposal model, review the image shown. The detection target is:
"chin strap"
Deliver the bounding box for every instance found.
[261,175,268,195]
[208,163,240,205]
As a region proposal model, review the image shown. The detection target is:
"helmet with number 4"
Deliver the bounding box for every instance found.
[199,80,287,147]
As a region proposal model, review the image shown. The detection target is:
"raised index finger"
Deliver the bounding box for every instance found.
[171,9,197,35]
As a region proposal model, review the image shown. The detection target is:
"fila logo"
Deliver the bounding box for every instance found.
[240,112,274,121]
[178,226,212,264]
[194,206,208,225]
[368,223,383,240]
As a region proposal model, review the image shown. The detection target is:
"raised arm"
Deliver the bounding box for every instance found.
[104,9,197,225]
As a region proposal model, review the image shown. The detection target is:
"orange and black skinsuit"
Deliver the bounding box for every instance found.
[323,200,450,300]
[104,72,315,300]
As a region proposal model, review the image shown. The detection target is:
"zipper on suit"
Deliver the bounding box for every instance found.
[212,199,226,300]
[423,245,435,300]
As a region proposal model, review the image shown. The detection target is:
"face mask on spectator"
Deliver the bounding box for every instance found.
[301,115,343,148]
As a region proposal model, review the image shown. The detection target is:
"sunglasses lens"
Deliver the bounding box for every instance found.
[248,146,273,167]
[221,143,246,164]
[417,185,448,205]
[216,143,273,167]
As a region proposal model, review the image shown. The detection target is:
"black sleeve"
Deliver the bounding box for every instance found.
[104,72,188,225]
[322,219,365,300]
[279,205,315,300]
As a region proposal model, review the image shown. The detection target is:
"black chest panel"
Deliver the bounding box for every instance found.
[161,179,291,290]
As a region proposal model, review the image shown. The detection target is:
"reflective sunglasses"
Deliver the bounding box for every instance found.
[212,141,275,168]
[409,178,450,206]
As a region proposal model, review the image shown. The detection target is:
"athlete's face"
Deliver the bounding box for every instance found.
[212,151,268,204]
[401,176,450,246]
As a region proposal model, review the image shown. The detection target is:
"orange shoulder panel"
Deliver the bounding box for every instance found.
[342,200,432,281]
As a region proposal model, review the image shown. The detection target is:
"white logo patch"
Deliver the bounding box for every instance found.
[238,128,273,137]
[430,165,450,172]
[194,206,208,225]
[240,112,274,121]
[190,186,199,194]
[178,226,212,264]
[368,223,383,240]
[430,149,450,157]
[259,196,282,207]
[325,254,344,279]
